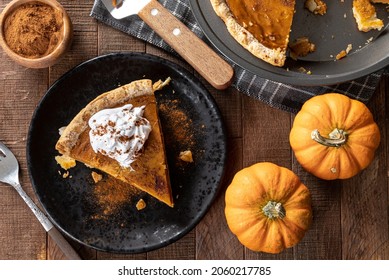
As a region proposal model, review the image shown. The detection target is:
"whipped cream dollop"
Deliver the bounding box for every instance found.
[88,104,152,169]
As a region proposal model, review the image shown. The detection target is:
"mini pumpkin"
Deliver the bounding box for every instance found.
[289,93,380,180]
[225,162,312,254]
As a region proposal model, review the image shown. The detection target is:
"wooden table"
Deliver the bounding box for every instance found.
[0,0,388,260]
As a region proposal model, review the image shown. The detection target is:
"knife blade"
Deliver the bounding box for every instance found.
[104,0,148,19]
[101,0,234,90]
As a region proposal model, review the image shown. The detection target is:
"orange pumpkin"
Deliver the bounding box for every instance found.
[289,93,380,180]
[225,162,312,254]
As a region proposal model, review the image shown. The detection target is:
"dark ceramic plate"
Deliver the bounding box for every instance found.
[27,53,226,253]
[189,0,389,86]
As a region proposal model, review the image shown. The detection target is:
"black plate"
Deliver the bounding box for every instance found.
[26,53,226,253]
[189,0,389,86]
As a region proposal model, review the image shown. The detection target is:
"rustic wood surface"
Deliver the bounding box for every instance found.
[0,0,388,260]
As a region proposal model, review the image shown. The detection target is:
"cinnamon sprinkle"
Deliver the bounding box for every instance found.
[93,174,141,216]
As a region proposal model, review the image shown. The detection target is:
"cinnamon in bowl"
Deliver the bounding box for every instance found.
[0,0,73,68]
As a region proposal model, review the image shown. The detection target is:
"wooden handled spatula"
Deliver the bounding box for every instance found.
[101,0,234,90]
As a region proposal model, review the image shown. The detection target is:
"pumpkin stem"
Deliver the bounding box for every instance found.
[262,201,286,219]
[311,128,347,147]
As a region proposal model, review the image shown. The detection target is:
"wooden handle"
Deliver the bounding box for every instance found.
[48,227,81,260]
[138,0,234,90]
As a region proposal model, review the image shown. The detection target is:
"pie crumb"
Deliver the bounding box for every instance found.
[179,150,194,163]
[336,44,353,60]
[153,77,171,91]
[336,50,347,60]
[136,199,146,211]
[55,154,76,170]
[305,0,327,15]
[91,171,103,183]
[289,37,316,59]
[298,67,312,75]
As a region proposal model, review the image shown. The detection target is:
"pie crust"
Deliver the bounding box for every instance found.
[56,79,174,207]
[353,0,384,32]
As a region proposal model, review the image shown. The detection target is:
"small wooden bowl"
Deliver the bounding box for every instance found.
[0,0,73,68]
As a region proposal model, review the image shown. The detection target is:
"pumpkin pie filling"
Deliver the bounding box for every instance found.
[225,0,295,51]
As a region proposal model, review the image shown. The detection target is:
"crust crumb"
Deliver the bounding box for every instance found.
[91,171,103,183]
[62,171,70,178]
[136,198,147,210]
[153,77,171,91]
[298,67,312,75]
[179,150,194,163]
[305,0,327,15]
[55,154,76,170]
[289,37,316,59]
[336,44,353,60]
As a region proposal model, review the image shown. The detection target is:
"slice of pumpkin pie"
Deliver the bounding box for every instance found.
[210,0,296,66]
[56,79,174,207]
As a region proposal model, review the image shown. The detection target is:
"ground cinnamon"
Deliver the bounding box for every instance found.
[157,96,206,169]
[158,99,196,149]
[93,173,142,216]
[4,2,63,58]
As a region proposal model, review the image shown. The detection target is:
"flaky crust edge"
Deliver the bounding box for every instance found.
[210,0,286,67]
[56,79,154,155]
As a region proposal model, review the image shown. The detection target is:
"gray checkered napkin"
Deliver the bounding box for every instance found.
[90,0,385,113]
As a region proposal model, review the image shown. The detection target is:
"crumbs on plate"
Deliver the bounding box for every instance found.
[179,150,194,163]
[91,171,103,183]
[136,198,147,211]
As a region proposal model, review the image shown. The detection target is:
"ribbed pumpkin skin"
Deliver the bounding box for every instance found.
[289,93,380,180]
[225,162,312,254]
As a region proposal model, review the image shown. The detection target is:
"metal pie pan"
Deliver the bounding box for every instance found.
[189,0,389,86]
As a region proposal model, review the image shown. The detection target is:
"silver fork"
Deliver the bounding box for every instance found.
[0,140,81,260]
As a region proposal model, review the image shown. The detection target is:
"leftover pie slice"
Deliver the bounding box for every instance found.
[210,0,296,66]
[56,79,174,207]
